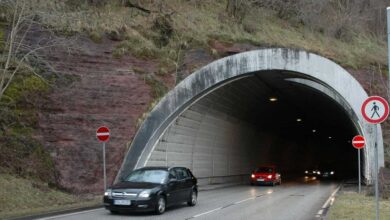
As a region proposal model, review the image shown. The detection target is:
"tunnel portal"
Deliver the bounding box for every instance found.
[117,48,383,185]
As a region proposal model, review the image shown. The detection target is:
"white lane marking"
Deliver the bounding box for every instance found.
[37,208,103,220]
[234,197,255,204]
[315,185,341,218]
[191,193,265,218]
[192,207,223,218]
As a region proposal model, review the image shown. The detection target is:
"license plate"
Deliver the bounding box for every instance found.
[114,199,131,205]
[257,178,264,181]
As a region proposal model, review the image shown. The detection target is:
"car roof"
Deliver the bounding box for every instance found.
[137,166,169,171]
[136,166,190,171]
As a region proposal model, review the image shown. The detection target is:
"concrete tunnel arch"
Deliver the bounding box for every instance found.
[117,48,383,185]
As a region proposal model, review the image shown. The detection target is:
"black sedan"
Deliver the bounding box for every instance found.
[103,166,198,214]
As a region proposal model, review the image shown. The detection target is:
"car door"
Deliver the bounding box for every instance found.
[167,169,181,204]
[177,168,193,201]
[173,168,188,202]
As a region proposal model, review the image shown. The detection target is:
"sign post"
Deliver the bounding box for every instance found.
[352,135,365,194]
[387,7,390,98]
[361,96,389,220]
[96,126,110,191]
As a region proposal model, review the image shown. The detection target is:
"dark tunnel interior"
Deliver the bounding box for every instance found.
[147,70,360,182]
[218,70,359,178]
[248,71,359,179]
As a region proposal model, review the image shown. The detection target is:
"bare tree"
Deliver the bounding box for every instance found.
[0,0,64,101]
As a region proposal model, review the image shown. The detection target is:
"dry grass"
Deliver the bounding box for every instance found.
[22,0,386,69]
[0,174,101,219]
[328,192,390,220]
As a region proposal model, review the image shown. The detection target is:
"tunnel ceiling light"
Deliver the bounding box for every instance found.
[328,136,332,139]
[312,129,316,133]
[269,97,278,102]
[296,118,302,122]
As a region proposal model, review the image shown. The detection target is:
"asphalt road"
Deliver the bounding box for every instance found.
[38,178,339,220]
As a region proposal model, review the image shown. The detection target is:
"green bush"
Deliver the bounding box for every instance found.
[0,72,56,184]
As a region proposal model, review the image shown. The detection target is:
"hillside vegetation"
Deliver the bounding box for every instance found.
[20,0,388,69]
[0,174,100,219]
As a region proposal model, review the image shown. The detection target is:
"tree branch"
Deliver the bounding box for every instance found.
[124,2,151,14]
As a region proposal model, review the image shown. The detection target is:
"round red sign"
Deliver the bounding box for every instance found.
[96,126,110,142]
[361,96,389,124]
[352,135,365,149]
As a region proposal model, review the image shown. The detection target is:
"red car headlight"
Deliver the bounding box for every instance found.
[267,175,272,179]
[251,174,255,178]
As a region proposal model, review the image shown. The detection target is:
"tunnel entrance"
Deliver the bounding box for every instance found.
[117,48,383,185]
[144,71,358,184]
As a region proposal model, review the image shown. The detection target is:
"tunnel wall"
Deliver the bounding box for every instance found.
[116,48,383,184]
[145,102,258,185]
[145,79,310,185]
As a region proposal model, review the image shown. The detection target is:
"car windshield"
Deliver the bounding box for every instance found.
[255,167,273,173]
[125,170,168,184]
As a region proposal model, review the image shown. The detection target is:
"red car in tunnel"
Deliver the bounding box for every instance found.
[250,165,281,186]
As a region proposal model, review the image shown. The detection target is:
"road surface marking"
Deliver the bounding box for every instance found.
[192,207,223,218]
[189,193,265,219]
[315,185,340,218]
[234,197,255,204]
[37,208,103,220]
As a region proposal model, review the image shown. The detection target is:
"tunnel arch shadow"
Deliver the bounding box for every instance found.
[116,48,383,185]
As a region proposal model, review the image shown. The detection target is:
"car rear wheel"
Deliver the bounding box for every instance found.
[110,210,119,215]
[187,189,197,206]
[155,196,166,215]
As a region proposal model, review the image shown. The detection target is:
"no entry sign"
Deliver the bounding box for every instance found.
[96,126,110,142]
[352,135,365,149]
[361,96,389,124]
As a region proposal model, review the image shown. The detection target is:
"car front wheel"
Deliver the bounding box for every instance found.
[155,196,166,215]
[187,189,197,206]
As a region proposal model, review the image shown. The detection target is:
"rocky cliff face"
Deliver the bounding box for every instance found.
[29,28,174,193]
[27,27,389,193]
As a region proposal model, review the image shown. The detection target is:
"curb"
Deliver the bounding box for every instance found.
[315,184,342,219]
[5,205,103,220]
[198,183,243,191]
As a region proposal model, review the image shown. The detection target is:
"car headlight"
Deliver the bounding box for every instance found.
[104,189,112,196]
[251,174,255,178]
[317,171,321,174]
[305,171,308,174]
[267,175,272,179]
[138,190,151,198]
[330,171,334,175]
